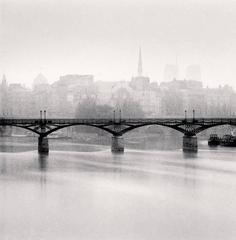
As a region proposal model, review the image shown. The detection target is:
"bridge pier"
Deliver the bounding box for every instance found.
[183,134,198,152]
[38,136,49,154]
[111,135,124,153]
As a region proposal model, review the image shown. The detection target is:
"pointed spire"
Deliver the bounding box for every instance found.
[2,74,7,87]
[2,74,6,83]
[138,47,143,77]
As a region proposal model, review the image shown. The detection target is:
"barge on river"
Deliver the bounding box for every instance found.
[220,134,236,147]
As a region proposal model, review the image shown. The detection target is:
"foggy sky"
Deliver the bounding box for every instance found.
[1,0,236,88]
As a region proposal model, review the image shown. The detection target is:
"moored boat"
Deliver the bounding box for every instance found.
[208,134,220,146]
[220,134,236,147]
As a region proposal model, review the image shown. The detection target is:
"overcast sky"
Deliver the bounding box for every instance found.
[1,0,236,88]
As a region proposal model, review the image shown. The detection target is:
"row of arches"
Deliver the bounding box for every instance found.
[1,122,236,137]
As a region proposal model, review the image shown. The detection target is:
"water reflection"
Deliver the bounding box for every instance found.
[38,153,48,171]
[37,153,48,190]
[0,138,14,152]
[0,137,236,240]
[112,152,124,161]
[112,152,124,173]
[0,155,6,174]
[183,151,198,159]
[183,156,197,187]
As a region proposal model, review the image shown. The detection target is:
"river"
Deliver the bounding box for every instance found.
[0,136,236,240]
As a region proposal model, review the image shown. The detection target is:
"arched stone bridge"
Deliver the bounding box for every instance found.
[0,118,235,153]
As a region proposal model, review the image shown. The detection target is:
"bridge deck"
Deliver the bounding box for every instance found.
[0,118,235,125]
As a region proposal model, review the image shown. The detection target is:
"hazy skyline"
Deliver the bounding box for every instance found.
[1,0,236,88]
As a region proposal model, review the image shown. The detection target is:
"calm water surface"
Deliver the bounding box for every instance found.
[0,137,236,240]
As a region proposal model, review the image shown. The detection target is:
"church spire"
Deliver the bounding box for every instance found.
[138,47,143,77]
[2,74,7,88]
[2,74,6,83]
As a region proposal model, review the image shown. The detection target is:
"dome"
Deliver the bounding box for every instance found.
[33,73,48,88]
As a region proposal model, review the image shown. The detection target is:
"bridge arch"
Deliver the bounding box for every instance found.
[118,123,186,135]
[114,122,236,136]
[40,123,117,137]
[192,123,236,134]
[39,123,188,137]
[0,123,120,136]
[121,123,236,134]
[3,124,41,135]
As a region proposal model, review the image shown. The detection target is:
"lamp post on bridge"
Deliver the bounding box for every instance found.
[39,110,47,122]
[113,110,115,122]
[40,110,43,121]
[193,109,195,122]
[111,108,124,153]
[44,110,46,122]
[185,110,187,120]
[38,109,49,154]
[182,109,198,152]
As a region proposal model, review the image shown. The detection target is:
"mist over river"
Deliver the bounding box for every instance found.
[0,136,236,240]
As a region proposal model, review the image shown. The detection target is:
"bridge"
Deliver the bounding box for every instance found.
[0,117,235,153]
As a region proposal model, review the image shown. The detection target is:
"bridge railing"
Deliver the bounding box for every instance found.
[0,118,235,125]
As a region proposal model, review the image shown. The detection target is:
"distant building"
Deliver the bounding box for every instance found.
[160,79,203,90]
[8,83,32,117]
[95,81,117,105]
[57,74,94,87]
[111,81,133,107]
[53,74,95,102]
[130,48,150,91]
[32,74,51,117]
[0,74,9,116]
[160,79,204,117]
[33,73,48,90]
[164,64,178,82]
[185,65,201,81]
[51,74,95,116]
[204,85,235,117]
